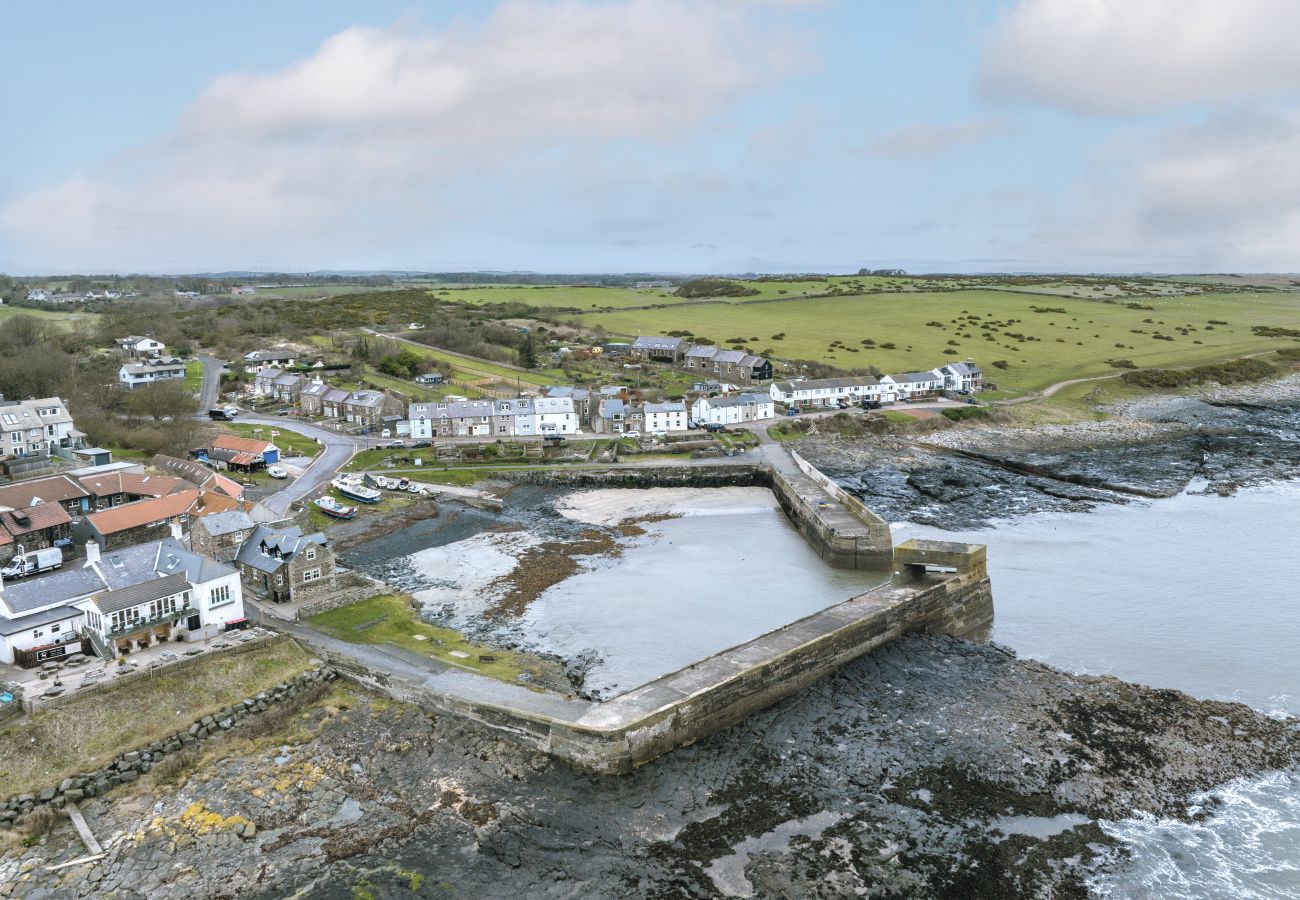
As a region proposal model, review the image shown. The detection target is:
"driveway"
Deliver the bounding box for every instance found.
[197,354,225,411]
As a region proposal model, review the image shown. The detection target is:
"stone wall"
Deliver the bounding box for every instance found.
[293,571,388,620]
[501,464,767,489]
[0,664,336,829]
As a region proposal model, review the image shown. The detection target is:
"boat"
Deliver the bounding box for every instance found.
[314,496,358,519]
[330,474,381,504]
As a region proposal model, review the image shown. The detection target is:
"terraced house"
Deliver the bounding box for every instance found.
[234,522,335,605]
[0,397,83,461]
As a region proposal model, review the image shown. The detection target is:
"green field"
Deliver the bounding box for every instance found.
[225,422,318,457]
[184,360,204,393]
[370,335,562,387]
[571,288,1300,392]
[0,306,94,326]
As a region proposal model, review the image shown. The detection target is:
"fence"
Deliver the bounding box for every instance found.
[20,633,290,715]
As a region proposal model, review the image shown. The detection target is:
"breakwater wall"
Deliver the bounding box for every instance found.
[502,455,892,570]
[312,540,992,775]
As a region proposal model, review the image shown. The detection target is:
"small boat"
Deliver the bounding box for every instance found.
[314,496,358,519]
[331,474,381,504]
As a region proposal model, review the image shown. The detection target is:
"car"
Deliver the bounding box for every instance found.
[267,466,288,479]
[704,423,725,433]
[861,400,883,410]
[651,429,669,437]
[410,440,432,449]
[384,440,405,448]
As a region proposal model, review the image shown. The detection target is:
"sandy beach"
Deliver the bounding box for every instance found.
[555,486,779,526]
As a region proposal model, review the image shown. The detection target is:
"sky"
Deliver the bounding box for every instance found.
[3,0,1300,275]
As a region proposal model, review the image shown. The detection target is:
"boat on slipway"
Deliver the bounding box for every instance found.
[314,496,358,519]
[331,474,381,504]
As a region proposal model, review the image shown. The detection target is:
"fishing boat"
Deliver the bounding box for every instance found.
[330,474,381,504]
[314,496,358,520]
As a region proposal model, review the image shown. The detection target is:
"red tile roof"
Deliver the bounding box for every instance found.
[83,489,200,536]
[76,472,187,499]
[213,434,273,456]
[0,476,88,510]
[0,502,73,536]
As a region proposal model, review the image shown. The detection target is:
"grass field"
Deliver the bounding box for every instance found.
[305,594,553,686]
[373,335,562,387]
[0,641,312,800]
[225,423,318,457]
[572,289,1300,391]
[240,285,392,300]
[184,360,204,393]
[0,306,94,326]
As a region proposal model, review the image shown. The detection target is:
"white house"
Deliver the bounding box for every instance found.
[641,401,688,433]
[0,397,83,460]
[887,370,945,399]
[119,359,187,389]
[769,375,894,408]
[0,536,243,667]
[691,392,775,426]
[941,361,983,393]
[530,396,578,435]
[117,336,166,358]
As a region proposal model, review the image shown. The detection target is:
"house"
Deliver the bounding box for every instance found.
[690,392,775,426]
[0,503,73,554]
[75,472,187,509]
[272,373,304,403]
[0,397,83,461]
[321,388,350,419]
[414,372,445,385]
[769,375,894,408]
[710,350,773,385]
[640,401,688,433]
[252,367,283,397]
[151,456,245,500]
[941,361,983,393]
[77,489,201,550]
[0,537,243,667]
[242,350,296,372]
[299,380,330,416]
[0,475,91,515]
[683,345,720,372]
[117,336,166,358]
[343,390,387,428]
[212,434,280,465]
[630,335,686,363]
[530,396,578,435]
[592,398,627,434]
[235,523,335,604]
[888,370,946,399]
[119,358,186,389]
[409,400,495,439]
[189,509,256,564]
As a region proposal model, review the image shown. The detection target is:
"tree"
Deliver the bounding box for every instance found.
[519,332,539,369]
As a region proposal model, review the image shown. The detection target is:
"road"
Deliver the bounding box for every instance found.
[237,416,362,516]
[197,354,224,411]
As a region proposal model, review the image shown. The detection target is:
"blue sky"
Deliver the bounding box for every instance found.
[3,0,1299,274]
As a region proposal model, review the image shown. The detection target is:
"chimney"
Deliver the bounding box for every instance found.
[84,540,101,568]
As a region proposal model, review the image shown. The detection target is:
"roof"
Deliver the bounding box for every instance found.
[892,371,943,384]
[90,572,191,615]
[0,502,72,536]
[151,456,245,500]
[772,375,880,393]
[944,361,981,376]
[711,349,748,364]
[195,509,255,537]
[120,361,186,375]
[0,605,83,636]
[84,489,200,536]
[632,336,684,351]
[212,434,274,456]
[643,401,686,413]
[76,472,185,500]
[0,475,89,510]
[235,524,328,574]
[0,399,74,433]
[207,449,259,466]
[244,350,295,361]
[685,345,719,359]
[700,393,771,409]
[273,374,301,386]
[598,398,625,417]
[300,381,330,397]
[322,388,350,403]
[345,390,385,408]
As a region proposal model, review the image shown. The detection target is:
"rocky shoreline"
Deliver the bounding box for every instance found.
[5,635,1297,898]
[804,376,1300,530]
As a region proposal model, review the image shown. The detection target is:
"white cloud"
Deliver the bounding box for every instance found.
[1,0,801,271]
[981,0,1300,115]
[869,118,1008,159]
[1024,110,1300,269]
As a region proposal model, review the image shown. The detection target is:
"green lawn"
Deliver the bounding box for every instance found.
[574,289,1300,392]
[225,422,319,457]
[305,594,554,686]
[0,306,94,326]
[184,360,204,393]
[370,336,560,387]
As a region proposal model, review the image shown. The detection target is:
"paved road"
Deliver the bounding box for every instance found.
[197,354,225,411]
[238,416,362,516]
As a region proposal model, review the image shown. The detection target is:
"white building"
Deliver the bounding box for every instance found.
[530,396,578,435]
[409,396,578,438]
[0,537,243,667]
[0,397,83,460]
[117,336,166,358]
[642,401,688,433]
[119,359,187,390]
[887,370,945,399]
[690,392,775,426]
[941,361,983,393]
[769,375,896,408]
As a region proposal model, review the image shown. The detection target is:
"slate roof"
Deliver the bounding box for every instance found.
[193,509,254,537]
[943,361,981,376]
[244,350,295,362]
[685,345,719,359]
[772,375,881,393]
[0,605,83,636]
[235,525,328,574]
[345,390,385,409]
[322,388,350,404]
[891,371,943,384]
[598,398,625,418]
[643,401,686,414]
[90,572,190,615]
[700,393,772,409]
[631,336,684,351]
[300,381,330,398]
[120,361,185,376]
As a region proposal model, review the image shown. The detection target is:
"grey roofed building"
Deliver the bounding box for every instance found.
[631,335,684,352]
[300,381,329,398]
[322,388,350,403]
[890,371,943,384]
[642,400,686,414]
[196,509,255,537]
[0,604,83,636]
[0,537,230,616]
[771,375,880,393]
[345,390,385,408]
[235,524,327,575]
[89,571,190,615]
[244,350,295,363]
[944,361,980,376]
[703,392,770,409]
[598,398,625,417]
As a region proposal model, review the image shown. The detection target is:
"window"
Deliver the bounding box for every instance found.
[10,433,20,444]
[305,548,316,561]
[0,414,16,426]
[302,568,322,583]
[231,530,244,542]
[32,629,43,638]
[209,584,233,608]
[51,623,60,633]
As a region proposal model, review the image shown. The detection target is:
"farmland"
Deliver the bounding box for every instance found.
[567,287,1300,393]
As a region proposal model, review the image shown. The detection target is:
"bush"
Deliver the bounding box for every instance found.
[1121,357,1277,389]
[1252,325,1300,338]
[674,278,759,299]
[991,360,1009,370]
[942,405,989,422]
[1106,358,1137,369]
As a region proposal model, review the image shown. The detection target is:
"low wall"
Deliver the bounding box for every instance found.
[768,452,893,570]
[315,563,993,776]
[500,463,767,489]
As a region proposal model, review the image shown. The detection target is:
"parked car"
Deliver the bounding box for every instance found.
[543,433,565,442]
[267,466,288,479]
[704,423,725,433]
[1,548,63,580]
[384,439,405,448]
[861,399,883,410]
[208,408,235,421]
[410,440,432,449]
